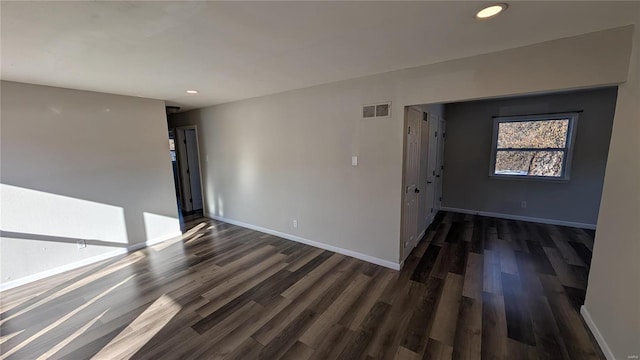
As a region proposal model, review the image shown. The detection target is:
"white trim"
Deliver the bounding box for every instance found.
[208,213,401,270]
[581,306,615,360]
[440,207,596,229]
[0,231,183,292]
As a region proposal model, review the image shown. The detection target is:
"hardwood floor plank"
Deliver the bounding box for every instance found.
[503,291,536,346]
[222,336,264,360]
[526,241,557,275]
[307,323,351,360]
[430,273,464,346]
[257,308,316,359]
[298,273,370,348]
[451,296,482,360]
[394,346,421,360]
[539,275,602,359]
[423,338,453,360]
[280,340,314,360]
[337,301,391,359]
[527,295,571,360]
[411,244,442,283]
[481,292,508,360]
[543,247,585,289]
[402,277,444,353]
[567,241,592,267]
[461,253,483,300]
[483,249,502,295]
[469,218,485,254]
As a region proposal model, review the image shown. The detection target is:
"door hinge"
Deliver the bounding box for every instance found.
[187,168,190,174]
[435,131,437,137]
[432,170,435,176]
[439,197,442,202]
[408,126,411,135]
[443,132,446,138]
[423,113,427,121]
[189,197,193,203]
[441,165,444,170]
[430,208,434,213]
[183,139,187,144]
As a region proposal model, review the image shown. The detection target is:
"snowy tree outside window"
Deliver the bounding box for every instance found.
[490,113,578,180]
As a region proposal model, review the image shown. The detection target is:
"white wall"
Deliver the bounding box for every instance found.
[0,81,181,288]
[170,26,634,266]
[584,19,640,360]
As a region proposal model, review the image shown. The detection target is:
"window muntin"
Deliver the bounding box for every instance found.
[490,113,578,180]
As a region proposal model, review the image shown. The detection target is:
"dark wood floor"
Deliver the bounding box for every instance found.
[0,212,603,360]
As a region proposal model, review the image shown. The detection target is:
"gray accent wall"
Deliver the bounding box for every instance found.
[442,87,618,226]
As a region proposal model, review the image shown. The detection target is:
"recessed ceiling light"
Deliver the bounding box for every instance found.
[476,3,508,19]
[186,90,198,94]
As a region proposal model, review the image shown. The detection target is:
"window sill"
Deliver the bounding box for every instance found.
[489,174,570,183]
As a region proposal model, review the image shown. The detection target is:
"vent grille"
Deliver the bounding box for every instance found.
[363,106,375,118]
[362,102,391,119]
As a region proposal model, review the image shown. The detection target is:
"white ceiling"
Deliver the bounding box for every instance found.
[2,1,638,111]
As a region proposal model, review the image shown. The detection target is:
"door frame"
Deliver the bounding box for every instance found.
[173,125,206,216]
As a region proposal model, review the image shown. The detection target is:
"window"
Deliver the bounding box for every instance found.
[490,113,578,181]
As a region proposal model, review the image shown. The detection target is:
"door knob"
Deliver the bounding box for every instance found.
[427,181,433,184]
[415,188,420,193]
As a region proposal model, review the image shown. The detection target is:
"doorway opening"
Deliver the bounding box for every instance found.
[169,126,204,228]
[401,104,446,261]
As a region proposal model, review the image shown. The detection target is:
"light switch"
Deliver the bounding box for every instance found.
[351,156,358,166]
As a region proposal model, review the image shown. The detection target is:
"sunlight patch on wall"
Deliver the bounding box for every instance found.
[142,212,180,243]
[0,184,128,244]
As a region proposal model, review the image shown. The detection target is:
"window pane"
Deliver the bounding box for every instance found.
[495,151,534,175]
[497,119,569,149]
[495,150,564,177]
[529,151,564,177]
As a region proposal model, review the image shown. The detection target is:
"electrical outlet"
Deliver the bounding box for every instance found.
[77,240,87,249]
[292,220,298,229]
[521,200,527,208]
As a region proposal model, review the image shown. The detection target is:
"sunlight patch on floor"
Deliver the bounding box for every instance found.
[91,294,181,359]
[36,308,109,360]
[0,275,134,359]
[0,252,144,325]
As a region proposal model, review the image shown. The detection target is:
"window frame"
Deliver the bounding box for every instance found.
[489,112,579,182]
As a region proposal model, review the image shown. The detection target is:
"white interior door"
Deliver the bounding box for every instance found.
[435,118,446,210]
[402,107,422,257]
[184,129,203,211]
[175,129,192,212]
[424,113,439,225]
[419,113,430,235]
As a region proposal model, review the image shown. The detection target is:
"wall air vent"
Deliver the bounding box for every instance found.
[362,102,391,119]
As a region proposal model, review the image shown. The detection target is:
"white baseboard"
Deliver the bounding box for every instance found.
[0,231,183,292]
[146,231,183,247]
[208,213,401,270]
[440,207,596,230]
[581,305,615,360]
